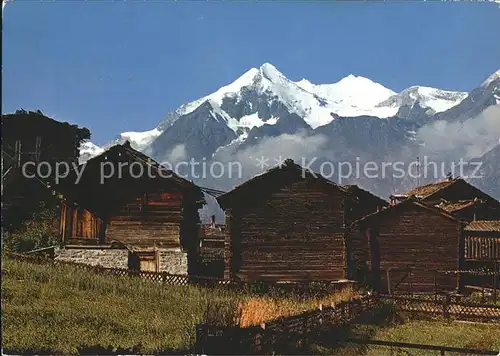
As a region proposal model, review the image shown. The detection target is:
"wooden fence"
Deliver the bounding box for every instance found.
[384,266,499,303]
[195,295,378,355]
[195,294,500,354]
[4,252,355,294]
[378,294,500,323]
[465,235,500,260]
[336,338,499,355]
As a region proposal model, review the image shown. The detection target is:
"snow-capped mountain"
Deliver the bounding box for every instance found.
[78,64,500,202]
[482,69,500,89]
[93,63,470,156]
[146,63,473,162]
[376,86,468,116]
[296,74,396,107]
[434,70,500,122]
[155,63,399,133]
[109,128,162,153]
[79,141,105,164]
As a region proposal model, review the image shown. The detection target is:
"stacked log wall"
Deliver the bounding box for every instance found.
[226,180,347,282]
[372,206,461,292]
[106,191,184,247]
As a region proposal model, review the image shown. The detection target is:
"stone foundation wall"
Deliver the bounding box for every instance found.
[55,248,129,269]
[55,247,188,274]
[158,248,188,275]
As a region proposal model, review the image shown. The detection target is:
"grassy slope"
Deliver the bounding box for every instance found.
[2,258,232,354]
[311,318,500,355]
[1,258,354,354]
[377,320,500,350]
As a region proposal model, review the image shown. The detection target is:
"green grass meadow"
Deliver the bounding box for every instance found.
[1,257,353,354]
[2,258,240,354]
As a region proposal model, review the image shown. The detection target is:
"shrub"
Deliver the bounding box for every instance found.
[3,205,59,253]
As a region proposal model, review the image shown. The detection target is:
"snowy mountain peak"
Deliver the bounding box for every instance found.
[82,63,484,162]
[295,74,397,113]
[217,67,260,95]
[79,141,105,163]
[481,69,500,88]
[259,62,285,82]
[376,85,468,114]
[337,73,370,84]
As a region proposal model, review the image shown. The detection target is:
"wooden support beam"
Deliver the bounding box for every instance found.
[35,136,42,162]
[14,140,22,168]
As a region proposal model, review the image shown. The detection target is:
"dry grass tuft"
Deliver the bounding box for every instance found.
[238,287,357,327]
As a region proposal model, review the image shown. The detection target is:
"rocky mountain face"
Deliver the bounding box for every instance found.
[435,70,500,122]
[150,100,237,161]
[467,144,500,200]
[81,64,500,208]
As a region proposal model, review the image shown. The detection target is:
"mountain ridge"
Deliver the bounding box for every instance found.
[84,62,479,155]
[79,64,500,202]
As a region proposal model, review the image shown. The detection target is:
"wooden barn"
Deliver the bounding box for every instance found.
[2,110,90,230]
[352,198,466,293]
[216,159,387,283]
[463,220,500,289]
[198,216,228,278]
[391,177,500,221]
[54,142,205,274]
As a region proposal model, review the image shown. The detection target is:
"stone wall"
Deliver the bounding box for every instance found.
[158,248,188,275]
[55,247,188,274]
[55,248,129,269]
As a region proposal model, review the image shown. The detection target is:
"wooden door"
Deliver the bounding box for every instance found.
[137,251,158,272]
[140,258,157,272]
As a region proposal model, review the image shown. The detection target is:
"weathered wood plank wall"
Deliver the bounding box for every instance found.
[227,180,347,282]
[365,205,461,292]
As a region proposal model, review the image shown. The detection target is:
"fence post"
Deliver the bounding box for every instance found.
[434,273,438,302]
[259,323,266,355]
[493,260,498,304]
[443,295,451,321]
[195,324,204,354]
[386,269,392,295]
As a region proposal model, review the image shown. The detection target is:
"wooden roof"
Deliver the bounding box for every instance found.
[85,141,201,191]
[404,178,457,199]
[353,197,462,227]
[436,199,482,213]
[465,220,500,232]
[2,110,90,143]
[402,178,499,205]
[55,142,204,215]
[217,158,347,210]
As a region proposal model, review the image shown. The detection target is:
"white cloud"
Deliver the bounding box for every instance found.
[165,144,187,163]
[417,104,500,159]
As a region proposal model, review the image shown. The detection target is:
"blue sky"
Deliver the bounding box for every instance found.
[3,1,500,145]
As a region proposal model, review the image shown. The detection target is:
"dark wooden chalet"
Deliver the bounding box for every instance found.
[55,142,205,273]
[216,159,387,283]
[352,198,466,293]
[391,177,500,221]
[2,110,90,229]
[463,220,500,289]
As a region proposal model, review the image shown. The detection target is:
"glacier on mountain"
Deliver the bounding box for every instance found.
[81,63,497,162]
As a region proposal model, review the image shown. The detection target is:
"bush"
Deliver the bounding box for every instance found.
[2,205,59,253]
